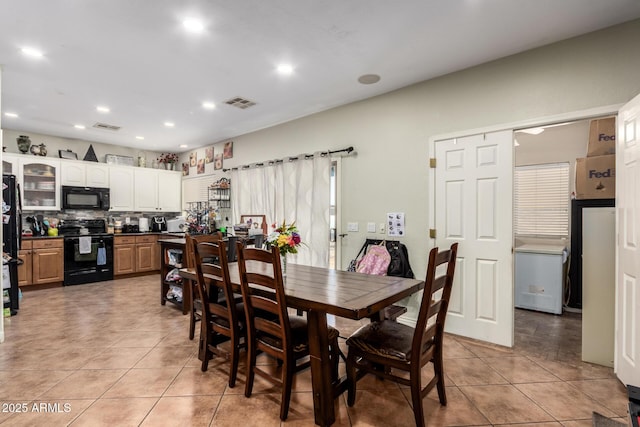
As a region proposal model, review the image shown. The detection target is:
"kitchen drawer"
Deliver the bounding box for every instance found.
[32,238,63,249]
[21,240,33,250]
[115,236,136,245]
[136,235,157,244]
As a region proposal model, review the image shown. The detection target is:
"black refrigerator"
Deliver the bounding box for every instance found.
[2,174,21,315]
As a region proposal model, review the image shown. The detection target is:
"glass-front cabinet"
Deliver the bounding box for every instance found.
[20,158,61,210]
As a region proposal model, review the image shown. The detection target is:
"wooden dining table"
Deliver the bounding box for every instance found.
[179,262,424,427]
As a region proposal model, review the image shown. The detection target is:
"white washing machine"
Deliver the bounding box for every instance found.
[515,242,569,315]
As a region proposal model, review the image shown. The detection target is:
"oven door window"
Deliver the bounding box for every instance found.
[74,243,98,262]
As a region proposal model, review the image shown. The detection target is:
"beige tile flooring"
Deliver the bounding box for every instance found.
[0,275,630,426]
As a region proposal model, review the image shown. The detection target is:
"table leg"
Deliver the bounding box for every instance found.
[307,309,335,426]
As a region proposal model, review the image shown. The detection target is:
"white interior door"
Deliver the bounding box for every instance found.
[434,130,514,347]
[616,93,640,386]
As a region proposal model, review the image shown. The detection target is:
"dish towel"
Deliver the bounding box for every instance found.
[79,236,92,254]
[97,247,107,266]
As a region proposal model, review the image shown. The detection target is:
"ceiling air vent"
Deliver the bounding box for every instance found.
[224,96,257,110]
[92,122,121,131]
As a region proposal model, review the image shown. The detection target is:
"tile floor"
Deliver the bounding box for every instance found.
[0,275,630,426]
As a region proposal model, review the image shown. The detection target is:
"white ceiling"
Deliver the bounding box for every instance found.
[1,1,639,153]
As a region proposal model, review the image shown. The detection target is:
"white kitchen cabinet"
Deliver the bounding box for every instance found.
[20,158,61,211]
[61,160,109,187]
[157,170,181,212]
[2,153,20,175]
[109,166,135,211]
[134,169,181,212]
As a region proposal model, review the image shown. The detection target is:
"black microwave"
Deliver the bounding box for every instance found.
[62,186,110,211]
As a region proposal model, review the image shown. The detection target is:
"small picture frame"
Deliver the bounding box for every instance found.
[182,162,189,176]
[214,153,223,170]
[190,152,197,167]
[223,141,233,159]
[205,147,214,163]
[197,159,205,174]
[58,149,78,160]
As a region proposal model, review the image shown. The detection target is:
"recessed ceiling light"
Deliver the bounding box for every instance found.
[4,112,18,118]
[276,64,294,75]
[164,122,175,127]
[179,144,188,148]
[21,47,43,58]
[358,74,381,85]
[74,124,85,129]
[202,101,216,110]
[183,18,204,33]
[136,136,145,140]
[96,106,110,113]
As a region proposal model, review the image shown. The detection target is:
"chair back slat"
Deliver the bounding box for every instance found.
[412,243,458,361]
[237,244,292,356]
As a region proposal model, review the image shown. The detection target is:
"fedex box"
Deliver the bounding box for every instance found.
[575,154,616,200]
[587,117,616,157]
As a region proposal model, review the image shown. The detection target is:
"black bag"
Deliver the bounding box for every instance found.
[385,241,414,278]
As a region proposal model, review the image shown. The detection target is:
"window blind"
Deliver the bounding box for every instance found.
[514,162,569,237]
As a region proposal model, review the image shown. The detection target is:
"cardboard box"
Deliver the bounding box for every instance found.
[588,117,616,157]
[575,154,615,199]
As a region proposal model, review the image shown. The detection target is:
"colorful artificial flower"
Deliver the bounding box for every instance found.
[267,221,302,255]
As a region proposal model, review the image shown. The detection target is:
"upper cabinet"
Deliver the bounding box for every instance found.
[2,153,20,175]
[61,160,109,187]
[109,166,135,211]
[134,169,181,212]
[20,158,61,211]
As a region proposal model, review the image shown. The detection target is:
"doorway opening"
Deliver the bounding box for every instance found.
[513,117,616,367]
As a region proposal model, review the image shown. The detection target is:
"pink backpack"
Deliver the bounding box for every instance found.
[356,244,391,275]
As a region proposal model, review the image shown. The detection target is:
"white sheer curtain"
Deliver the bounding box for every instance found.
[231,153,331,267]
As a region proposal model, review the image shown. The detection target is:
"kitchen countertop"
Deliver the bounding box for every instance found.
[23,232,184,240]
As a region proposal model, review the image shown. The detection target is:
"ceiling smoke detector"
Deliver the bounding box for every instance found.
[92,122,121,131]
[224,96,257,110]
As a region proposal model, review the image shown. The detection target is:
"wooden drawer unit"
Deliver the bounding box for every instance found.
[114,235,136,275]
[114,234,160,276]
[136,235,157,272]
[31,238,64,285]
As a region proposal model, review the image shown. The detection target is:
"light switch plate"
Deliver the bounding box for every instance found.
[347,222,359,232]
[367,222,376,232]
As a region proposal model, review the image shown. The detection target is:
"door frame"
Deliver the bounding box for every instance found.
[426,103,622,347]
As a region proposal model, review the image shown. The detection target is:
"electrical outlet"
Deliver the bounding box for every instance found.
[367,222,376,233]
[347,222,359,232]
[379,223,386,234]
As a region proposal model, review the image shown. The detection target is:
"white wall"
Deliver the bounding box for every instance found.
[189,19,640,277]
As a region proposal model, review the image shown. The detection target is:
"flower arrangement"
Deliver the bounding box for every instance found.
[157,152,179,164]
[267,221,302,255]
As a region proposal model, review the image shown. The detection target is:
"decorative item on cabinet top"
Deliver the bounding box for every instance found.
[16,135,31,153]
[29,143,47,156]
[59,149,78,160]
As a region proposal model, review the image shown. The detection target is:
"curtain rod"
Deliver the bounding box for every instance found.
[223,146,354,172]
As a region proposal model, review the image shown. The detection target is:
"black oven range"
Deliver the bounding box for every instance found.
[58,219,114,286]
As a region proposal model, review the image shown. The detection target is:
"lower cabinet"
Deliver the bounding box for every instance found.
[18,239,64,285]
[114,236,136,275]
[114,234,159,276]
[17,242,33,286]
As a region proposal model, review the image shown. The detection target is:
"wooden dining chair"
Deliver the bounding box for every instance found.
[185,232,223,340]
[345,243,458,427]
[236,243,342,421]
[194,240,247,388]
